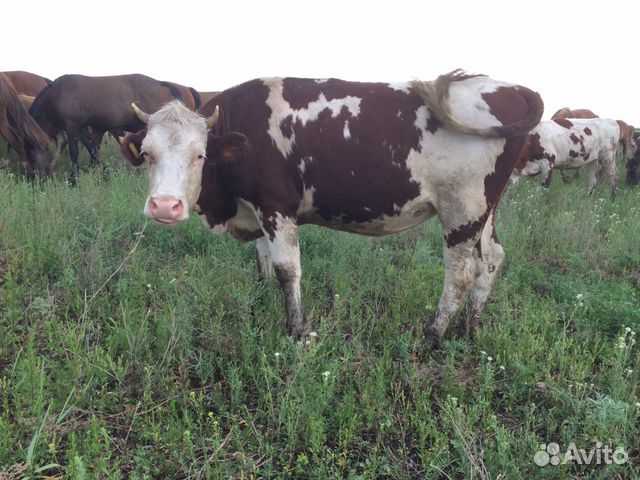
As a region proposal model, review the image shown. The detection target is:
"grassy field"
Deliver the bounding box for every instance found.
[0,142,638,479]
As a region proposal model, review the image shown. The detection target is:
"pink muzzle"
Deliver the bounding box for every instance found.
[147,195,185,224]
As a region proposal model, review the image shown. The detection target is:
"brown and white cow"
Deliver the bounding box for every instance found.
[120,71,543,345]
[512,118,630,194]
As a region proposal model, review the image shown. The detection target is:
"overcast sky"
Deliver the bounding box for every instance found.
[3,0,639,125]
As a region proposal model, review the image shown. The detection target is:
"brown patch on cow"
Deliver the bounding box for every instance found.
[446,210,489,248]
[569,150,579,158]
[584,127,592,136]
[282,78,324,110]
[486,135,529,207]
[569,133,580,144]
[482,87,529,126]
[516,133,555,174]
[553,118,573,129]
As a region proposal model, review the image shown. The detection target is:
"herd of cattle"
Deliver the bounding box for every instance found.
[1,68,638,344]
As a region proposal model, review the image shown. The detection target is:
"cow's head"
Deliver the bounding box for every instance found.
[120,100,247,225]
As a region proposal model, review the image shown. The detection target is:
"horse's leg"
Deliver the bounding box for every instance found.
[66,129,80,184]
[50,131,67,169]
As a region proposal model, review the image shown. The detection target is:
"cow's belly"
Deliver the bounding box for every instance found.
[299,196,437,236]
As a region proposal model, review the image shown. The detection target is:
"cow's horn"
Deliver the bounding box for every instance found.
[132,103,150,124]
[206,106,220,128]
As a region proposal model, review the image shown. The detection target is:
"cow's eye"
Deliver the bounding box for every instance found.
[195,154,206,164]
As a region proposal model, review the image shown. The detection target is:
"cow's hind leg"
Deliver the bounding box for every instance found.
[424,224,484,346]
[468,211,505,337]
[260,216,304,339]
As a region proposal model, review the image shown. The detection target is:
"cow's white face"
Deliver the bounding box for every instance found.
[132,101,215,225]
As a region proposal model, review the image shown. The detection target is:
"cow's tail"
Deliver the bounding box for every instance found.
[189,87,201,110]
[411,69,544,138]
[160,81,185,103]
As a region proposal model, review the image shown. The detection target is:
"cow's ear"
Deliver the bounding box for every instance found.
[206,132,249,163]
[119,129,147,166]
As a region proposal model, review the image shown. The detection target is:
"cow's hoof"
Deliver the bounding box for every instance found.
[422,324,443,350]
[286,322,304,342]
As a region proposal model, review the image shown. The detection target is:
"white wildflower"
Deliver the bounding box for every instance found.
[487,356,493,362]
[309,331,318,338]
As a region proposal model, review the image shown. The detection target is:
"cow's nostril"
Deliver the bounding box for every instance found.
[172,200,183,212]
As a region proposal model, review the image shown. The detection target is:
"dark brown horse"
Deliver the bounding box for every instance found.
[27,73,188,180]
[0,73,52,176]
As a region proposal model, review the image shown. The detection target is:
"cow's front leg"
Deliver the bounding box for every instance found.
[261,216,304,339]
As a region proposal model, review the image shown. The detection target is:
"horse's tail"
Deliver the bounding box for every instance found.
[0,73,51,149]
[189,87,201,110]
[160,81,185,103]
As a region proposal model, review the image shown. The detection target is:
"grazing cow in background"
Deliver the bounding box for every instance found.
[551,107,599,120]
[0,73,52,177]
[27,73,188,179]
[551,107,635,159]
[120,70,543,345]
[512,118,628,195]
[551,107,599,182]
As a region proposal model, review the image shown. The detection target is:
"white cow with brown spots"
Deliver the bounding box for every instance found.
[512,118,631,195]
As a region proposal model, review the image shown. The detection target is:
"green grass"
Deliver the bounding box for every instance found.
[0,143,638,479]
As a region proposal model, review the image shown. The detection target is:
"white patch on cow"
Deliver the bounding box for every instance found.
[402,105,501,230]
[364,207,372,212]
[314,79,329,84]
[262,213,300,265]
[296,185,316,218]
[343,121,351,140]
[388,82,411,94]
[397,110,403,119]
[199,198,261,240]
[264,78,362,157]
